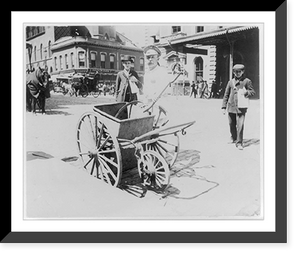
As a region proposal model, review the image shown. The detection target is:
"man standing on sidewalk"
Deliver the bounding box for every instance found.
[221,64,255,150]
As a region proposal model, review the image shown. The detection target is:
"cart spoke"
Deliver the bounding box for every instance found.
[155,141,169,153]
[96,123,104,148]
[83,117,96,144]
[158,139,178,149]
[98,149,117,154]
[99,135,112,150]
[98,154,119,169]
[79,152,92,156]
[94,115,98,145]
[88,115,96,141]
[98,159,114,186]
[90,157,96,175]
[83,155,94,170]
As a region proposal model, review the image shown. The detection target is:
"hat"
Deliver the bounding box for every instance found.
[121,55,134,62]
[143,45,161,56]
[233,64,245,71]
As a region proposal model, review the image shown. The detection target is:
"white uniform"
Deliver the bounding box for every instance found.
[142,65,170,104]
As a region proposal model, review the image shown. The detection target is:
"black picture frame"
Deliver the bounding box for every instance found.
[4,1,288,244]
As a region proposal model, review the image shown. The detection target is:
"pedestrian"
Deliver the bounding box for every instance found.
[221,64,255,150]
[129,60,143,96]
[141,44,171,125]
[115,55,140,102]
[190,81,198,98]
[210,80,218,98]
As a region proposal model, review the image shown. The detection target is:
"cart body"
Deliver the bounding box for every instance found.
[93,102,155,171]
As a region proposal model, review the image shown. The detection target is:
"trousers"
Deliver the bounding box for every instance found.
[228,111,246,145]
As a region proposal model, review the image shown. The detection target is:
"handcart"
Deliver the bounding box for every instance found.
[76,63,195,190]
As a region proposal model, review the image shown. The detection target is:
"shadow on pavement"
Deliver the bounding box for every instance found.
[119,149,219,200]
[243,138,260,148]
[27,151,54,161]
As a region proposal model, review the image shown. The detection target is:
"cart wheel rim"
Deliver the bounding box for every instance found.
[76,112,122,187]
[138,150,170,189]
[146,133,179,167]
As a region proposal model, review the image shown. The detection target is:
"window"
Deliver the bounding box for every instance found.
[33,46,36,62]
[78,51,85,68]
[91,52,96,68]
[120,54,124,69]
[140,57,144,71]
[48,41,52,58]
[100,53,106,69]
[26,26,45,40]
[109,54,115,69]
[40,44,43,60]
[194,56,204,81]
[172,26,181,34]
[130,56,135,65]
[70,52,74,68]
[196,26,204,33]
[65,54,68,69]
[54,57,58,71]
[59,55,63,70]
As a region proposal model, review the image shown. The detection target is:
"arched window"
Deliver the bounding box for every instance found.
[70,52,74,68]
[78,51,85,68]
[90,52,97,68]
[40,44,43,60]
[109,54,115,69]
[48,41,52,58]
[54,57,58,71]
[65,54,68,69]
[59,55,63,70]
[140,57,144,71]
[33,46,36,62]
[100,53,106,69]
[194,56,204,81]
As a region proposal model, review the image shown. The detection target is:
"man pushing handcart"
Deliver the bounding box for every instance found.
[76,45,195,191]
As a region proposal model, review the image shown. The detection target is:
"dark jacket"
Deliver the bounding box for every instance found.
[115,69,141,102]
[26,68,47,98]
[222,76,255,113]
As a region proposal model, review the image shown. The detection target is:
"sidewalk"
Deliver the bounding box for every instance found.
[25,95,261,219]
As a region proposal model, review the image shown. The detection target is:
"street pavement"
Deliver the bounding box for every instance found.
[25,92,261,219]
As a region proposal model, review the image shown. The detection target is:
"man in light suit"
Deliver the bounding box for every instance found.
[115,56,140,103]
[222,64,256,150]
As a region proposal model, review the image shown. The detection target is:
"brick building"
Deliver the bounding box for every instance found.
[25,26,145,85]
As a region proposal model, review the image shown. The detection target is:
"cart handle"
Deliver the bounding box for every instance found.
[130,120,196,144]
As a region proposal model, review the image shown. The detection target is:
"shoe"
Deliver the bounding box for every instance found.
[236,144,243,150]
[228,138,237,144]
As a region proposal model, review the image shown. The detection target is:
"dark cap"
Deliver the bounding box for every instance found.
[121,55,134,63]
[143,45,161,56]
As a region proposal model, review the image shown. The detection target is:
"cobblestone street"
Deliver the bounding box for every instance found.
[25,92,261,219]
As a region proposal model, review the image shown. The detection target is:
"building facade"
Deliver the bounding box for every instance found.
[148,25,260,98]
[144,25,224,95]
[25,26,145,85]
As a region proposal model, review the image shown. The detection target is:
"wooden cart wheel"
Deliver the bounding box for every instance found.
[76,112,122,187]
[146,132,180,168]
[137,150,170,189]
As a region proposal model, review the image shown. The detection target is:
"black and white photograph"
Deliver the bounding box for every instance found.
[24,23,263,220]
